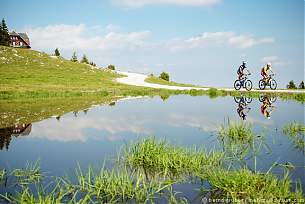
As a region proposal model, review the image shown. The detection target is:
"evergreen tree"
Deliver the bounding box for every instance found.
[298,81,305,89]
[71,52,78,62]
[0,18,10,46]
[286,80,297,89]
[80,55,89,64]
[0,23,3,45]
[54,48,60,56]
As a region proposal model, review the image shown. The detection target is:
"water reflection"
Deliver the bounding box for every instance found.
[234,96,252,120]
[259,95,277,119]
[0,124,32,150]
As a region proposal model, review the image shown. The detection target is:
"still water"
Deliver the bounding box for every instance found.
[0,95,304,192]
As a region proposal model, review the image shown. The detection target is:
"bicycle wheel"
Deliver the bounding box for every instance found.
[259,95,265,102]
[234,80,242,90]
[234,96,242,103]
[245,97,252,104]
[259,79,266,90]
[245,80,253,91]
[270,79,277,90]
[270,96,277,103]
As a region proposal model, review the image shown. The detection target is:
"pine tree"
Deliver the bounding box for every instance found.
[81,55,89,64]
[71,52,78,62]
[298,81,305,89]
[54,48,60,56]
[0,23,3,45]
[0,18,10,46]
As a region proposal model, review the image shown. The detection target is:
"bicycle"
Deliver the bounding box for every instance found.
[258,95,277,103]
[234,96,252,104]
[259,74,277,90]
[234,73,253,91]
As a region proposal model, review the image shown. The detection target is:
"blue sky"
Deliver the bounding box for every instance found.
[1,0,304,87]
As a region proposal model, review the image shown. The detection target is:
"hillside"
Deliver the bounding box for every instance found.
[0,46,130,93]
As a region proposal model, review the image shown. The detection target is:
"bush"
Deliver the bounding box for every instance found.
[159,72,169,81]
[54,48,60,57]
[89,62,96,66]
[298,81,304,89]
[107,65,115,70]
[287,80,297,89]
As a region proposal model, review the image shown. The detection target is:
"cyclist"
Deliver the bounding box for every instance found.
[261,63,274,83]
[237,61,249,80]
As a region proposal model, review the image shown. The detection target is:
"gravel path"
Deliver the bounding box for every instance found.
[116,71,305,94]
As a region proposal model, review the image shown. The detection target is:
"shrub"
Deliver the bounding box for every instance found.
[287,80,297,89]
[54,48,60,57]
[298,81,304,89]
[159,72,169,81]
[107,65,115,70]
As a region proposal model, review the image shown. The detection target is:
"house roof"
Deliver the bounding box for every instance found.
[9,31,31,47]
[18,33,30,45]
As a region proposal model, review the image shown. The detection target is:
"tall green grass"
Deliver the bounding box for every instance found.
[123,137,224,177]
[283,122,305,151]
[200,168,303,201]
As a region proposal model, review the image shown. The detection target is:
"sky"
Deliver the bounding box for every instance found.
[1,0,304,87]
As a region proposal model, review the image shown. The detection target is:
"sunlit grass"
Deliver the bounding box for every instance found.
[200,168,304,201]
[218,121,255,144]
[11,161,42,185]
[123,137,224,177]
[283,122,305,151]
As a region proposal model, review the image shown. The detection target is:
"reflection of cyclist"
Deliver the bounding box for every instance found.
[235,98,251,120]
[261,63,274,83]
[237,61,249,80]
[260,97,275,119]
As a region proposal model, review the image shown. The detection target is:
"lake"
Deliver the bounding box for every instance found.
[0,94,304,201]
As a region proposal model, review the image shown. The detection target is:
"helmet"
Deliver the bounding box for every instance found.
[267,62,271,67]
[243,61,246,65]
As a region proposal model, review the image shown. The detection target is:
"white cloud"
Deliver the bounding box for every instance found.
[113,0,221,8]
[25,24,274,54]
[261,56,288,67]
[105,24,121,32]
[167,32,274,51]
[25,24,152,52]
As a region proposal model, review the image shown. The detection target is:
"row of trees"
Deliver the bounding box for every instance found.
[287,80,304,89]
[54,48,97,66]
[55,48,115,69]
[0,18,10,46]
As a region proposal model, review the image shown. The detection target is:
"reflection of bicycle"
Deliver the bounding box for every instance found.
[234,96,252,120]
[234,74,253,91]
[234,96,252,104]
[259,74,277,90]
[259,95,277,103]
